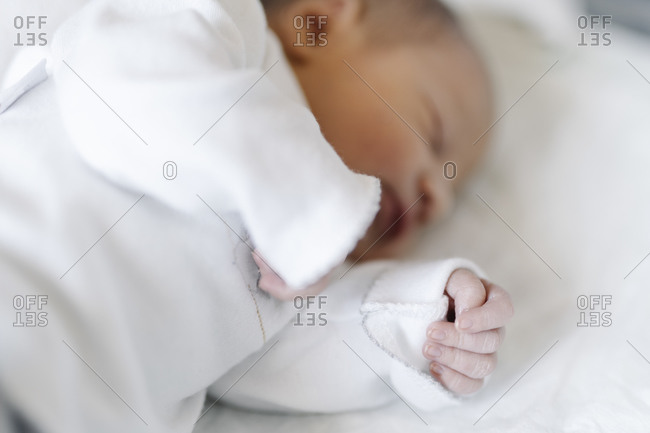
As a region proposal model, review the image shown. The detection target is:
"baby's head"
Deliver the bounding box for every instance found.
[264,0,493,260]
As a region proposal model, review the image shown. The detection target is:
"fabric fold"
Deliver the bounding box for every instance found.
[50,0,380,289]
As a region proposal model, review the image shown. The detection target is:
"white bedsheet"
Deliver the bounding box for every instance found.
[194,10,650,433]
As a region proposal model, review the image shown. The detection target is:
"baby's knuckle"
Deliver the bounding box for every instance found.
[468,378,485,394]
[460,356,479,376]
[445,372,465,393]
[482,331,501,353]
[455,377,483,395]
[450,269,481,292]
[455,331,467,348]
[497,327,506,345]
[471,355,496,378]
[479,336,494,353]
[449,347,464,366]
[452,268,475,281]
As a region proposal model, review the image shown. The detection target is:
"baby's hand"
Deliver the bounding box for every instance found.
[423,269,514,395]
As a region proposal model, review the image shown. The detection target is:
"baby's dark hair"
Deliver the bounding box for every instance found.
[261,0,460,46]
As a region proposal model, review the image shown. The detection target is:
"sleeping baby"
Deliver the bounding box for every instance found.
[0,0,513,431]
[251,0,513,401]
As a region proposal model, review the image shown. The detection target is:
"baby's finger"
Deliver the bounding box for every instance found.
[426,322,505,354]
[445,268,486,316]
[253,251,287,295]
[456,282,514,333]
[423,343,497,379]
[429,362,484,395]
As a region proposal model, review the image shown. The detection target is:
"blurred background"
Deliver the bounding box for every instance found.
[587,0,650,35]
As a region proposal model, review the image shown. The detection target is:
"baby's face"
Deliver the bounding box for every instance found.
[289,30,493,260]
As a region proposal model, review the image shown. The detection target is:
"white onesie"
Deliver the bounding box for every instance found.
[0,1,483,432]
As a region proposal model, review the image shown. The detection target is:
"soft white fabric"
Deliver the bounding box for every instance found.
[0,59,47,114]
[50,0,380,290]
[0,1,482,432]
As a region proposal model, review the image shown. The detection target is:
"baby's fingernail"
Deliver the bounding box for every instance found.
[428,329,446,340]
[430,363,444,376]
[425,344,442,358]
[458,317,473,330]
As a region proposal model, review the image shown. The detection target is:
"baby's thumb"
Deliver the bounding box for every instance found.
[445,269,486,326]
